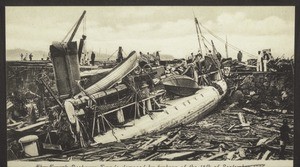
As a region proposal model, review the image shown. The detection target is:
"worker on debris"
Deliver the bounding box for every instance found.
[9,91,27,121]
[194,53,203,74]
[24,53,28,61]
[29,53,33,61]
[20,53,24,61]
[279,119,290,159]
[262,51,269,72]
[257,51,262,71]
[155,51,160,65]
[237,51,243,62]
[25,89,41,123]
[90,51,95,66]
[117,46,123,63]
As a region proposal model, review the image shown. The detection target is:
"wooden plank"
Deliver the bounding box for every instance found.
[256,138,269,146]
[237,112,250,127]
[141,152,161,161]
[157,152,195,160]
[77,147,110,156]
[204,151,229,161]
[242,107,258,114]
[226,151,235,160]
[223,102,239,112]
[140,139,155,149]
[157,148,218,153]
[15,121,49,132]
[7,121,24,128]
[261,150,272,160]
[21,154,56,161]
[256,126,280,133]
[131,135,168,157]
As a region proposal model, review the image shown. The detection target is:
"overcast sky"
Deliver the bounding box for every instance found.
[6,6,295,59]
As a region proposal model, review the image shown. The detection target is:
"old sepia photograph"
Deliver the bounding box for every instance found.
[6,6,295,166]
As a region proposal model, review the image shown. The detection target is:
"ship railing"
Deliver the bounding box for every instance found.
[95,92,164,117]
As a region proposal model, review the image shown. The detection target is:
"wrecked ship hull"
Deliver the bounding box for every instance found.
[93,79,227,144]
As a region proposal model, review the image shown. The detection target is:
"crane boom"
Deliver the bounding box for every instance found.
[68,10,86,43]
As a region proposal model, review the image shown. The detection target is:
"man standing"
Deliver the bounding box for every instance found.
[257,51,262,71]
[237,51,243,62]
[20,53,24,61]
[263,51,270,72]
[155,51,160,65]
[24,53,28,61]
[279,119,290,159]
[90,51,96,66]
[117,47,123,63]
[29,53,33,61]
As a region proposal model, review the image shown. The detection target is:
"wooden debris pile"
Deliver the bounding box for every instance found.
[21,104,293,161]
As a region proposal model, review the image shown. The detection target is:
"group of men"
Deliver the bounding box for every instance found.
[236,50,273,72]
[20,53,34,61]
[257,49,273,72]
[79,51,96,66]
[139,51,161,65]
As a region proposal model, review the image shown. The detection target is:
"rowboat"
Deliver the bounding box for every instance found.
[162,75,200,96]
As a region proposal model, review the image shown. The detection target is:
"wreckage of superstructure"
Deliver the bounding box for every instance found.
[7,11,228,160]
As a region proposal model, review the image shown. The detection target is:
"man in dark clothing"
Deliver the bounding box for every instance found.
[237,51,243,62]
[90,51,96,66]
[279,119,290,159]
[29,53,33,61]
[117,46,123,63]
[155,51,160,65]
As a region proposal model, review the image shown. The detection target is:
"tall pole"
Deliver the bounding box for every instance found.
[194,17,202,55]
[197,19,208,55]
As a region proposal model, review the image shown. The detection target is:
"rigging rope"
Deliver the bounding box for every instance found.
[198,22,257,59]
[107,49,119,60]
[62,20,79,43]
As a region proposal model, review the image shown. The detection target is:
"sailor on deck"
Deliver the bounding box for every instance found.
[117,47,123,63]
[29,53,33,61]
[155,51,160,65]
[237,51,243,62]
[262,51,271,72]
[90,51,95,66]
[20,53,24,61]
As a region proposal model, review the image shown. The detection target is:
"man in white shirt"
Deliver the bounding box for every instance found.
[257,51,262,71]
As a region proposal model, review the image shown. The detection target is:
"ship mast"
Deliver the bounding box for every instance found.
[194,13,203,55]
[194,16,208,55]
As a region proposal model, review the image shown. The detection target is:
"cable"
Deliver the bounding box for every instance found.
[107,49,119,60]
[198,22,257,59]
[62,20,78,43]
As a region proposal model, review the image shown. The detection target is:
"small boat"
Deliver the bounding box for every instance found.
[75,51,138,98]
[162,75,200,97]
